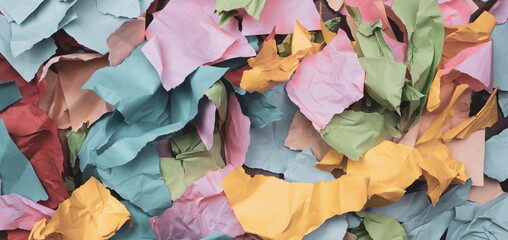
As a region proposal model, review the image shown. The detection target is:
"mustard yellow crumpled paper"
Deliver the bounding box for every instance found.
[240,21,322,92]
[29,177,131,240]
[221,167,368,240]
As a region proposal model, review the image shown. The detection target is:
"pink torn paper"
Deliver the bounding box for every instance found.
[194,99,217,150]
[151,165,245,239]
[490,0,508,24]
[224,93,250,167]
[0,178,54,231]
[439,0,471,26]
[344,0,391,29]
[468,176,504,204]
[143,0,255,90]
[285,111,331,160]
[443,41,493,92]
[241,0,321,35]
[383,33,407,63]
[286,29,364,130]
[39,54,114,130]
[107,18,146,67]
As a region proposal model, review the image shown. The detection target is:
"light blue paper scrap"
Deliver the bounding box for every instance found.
[0,0,44,24]
[303,215,348,240]
[368,190,429,223]
[402,179,472,240]
[9,0,77,57]
[63,0,130,54]
[0,119,48,202]
[492,21,508,91]
[284,148,335,183]
[485,127,508,181]
[498,91,508,117]
[0,15,57,81]
[244,81,299,174]
[236,91,284,128]
[111,200,157,240]
[447,193,508,240]
[97,0,141,18]
[0,81,22,111]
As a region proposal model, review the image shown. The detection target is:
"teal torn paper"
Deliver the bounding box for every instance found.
[0,118,48,202]
[0,81,22,111]
[111,200,157,239]
[244,81,299,174]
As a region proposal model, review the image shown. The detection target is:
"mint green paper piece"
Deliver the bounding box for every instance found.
[402,83,424,102]
[392,0,444,129]
[215,0,266,19]
[357,211,409,240]
[0,119,48,202]
[9,0,77,57]
[160,131,224,200]
[356,20,393,59]
[320,110,400,160]
[0,81,22,111]
[201,232,232,240]
[359,57,406,113]
[0,15,57,81]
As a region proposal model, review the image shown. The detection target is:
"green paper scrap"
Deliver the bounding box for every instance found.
[355,20,393,59]
[392,0,444,130]
[320,110,400,160]
[215,0,266,23]
[66,122,90,174]
[360,57,406,113]
[0,81,22,111]
[218,10,238,27]
[0,119,48,202]
[356,211,409,240]
[205,81,228,125]
[401,84,424,102]
[160,131,224,200]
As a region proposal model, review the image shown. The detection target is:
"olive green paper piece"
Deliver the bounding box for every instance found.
[320,110,400,160]
[160,131,225,200]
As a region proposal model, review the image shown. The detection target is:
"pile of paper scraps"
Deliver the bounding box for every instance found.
[2,0,508,239]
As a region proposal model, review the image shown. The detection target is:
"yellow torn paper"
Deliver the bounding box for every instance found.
[346,141,423,207]
[316,148,344,172]
[416,139,467,205]
[240,21,322,92]
[29,177,131,240]
[221,167,368,240]
[417,84,469,144]
[442,88,499,141]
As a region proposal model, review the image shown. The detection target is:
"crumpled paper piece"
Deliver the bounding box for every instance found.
[29,177,131,240]
[221,167,369,240]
